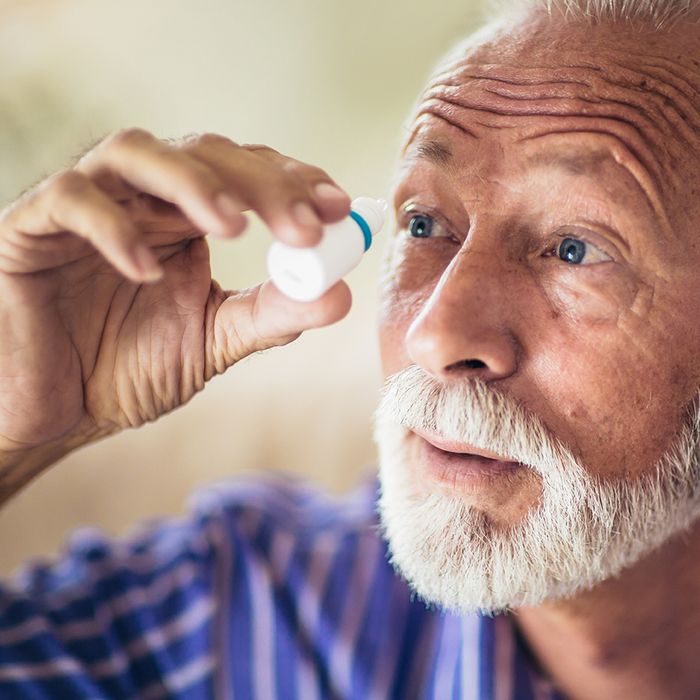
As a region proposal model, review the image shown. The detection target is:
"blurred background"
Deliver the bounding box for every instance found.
[0,0,481,574]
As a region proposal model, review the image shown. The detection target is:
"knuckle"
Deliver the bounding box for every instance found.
[280,159,304,176]
[283,160,328,182]
[185,132,236,151]
[242,143,278,156]
[104,127,154,151]
[43,170,88,201]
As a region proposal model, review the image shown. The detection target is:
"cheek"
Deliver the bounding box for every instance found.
[527,313,695,478]
[540,264,643,325]
[527,269,688,475]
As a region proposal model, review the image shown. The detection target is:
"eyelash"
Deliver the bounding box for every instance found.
[399,210,615,265]
[399,210,454,241]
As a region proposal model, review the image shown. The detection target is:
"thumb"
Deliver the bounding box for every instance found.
[207,277,352,374]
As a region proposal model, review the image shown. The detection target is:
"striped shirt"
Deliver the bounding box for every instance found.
[0,471,566,699]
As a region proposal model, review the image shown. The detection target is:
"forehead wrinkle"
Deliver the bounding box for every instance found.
[441,53,700,179]
[399,107,479,164]
[479,79,694,177]
[428,66,591,91]
[598,56,700,151]
[435,56,700,150]
[404,97,671,233]
[412,95,668,213]
[419,69,678,187]
[422,89,662,177]
[425,69,666,148]
[622,49,700,99]
[482,83,660,127]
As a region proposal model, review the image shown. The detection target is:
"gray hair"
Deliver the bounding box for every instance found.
[491,0,700,28]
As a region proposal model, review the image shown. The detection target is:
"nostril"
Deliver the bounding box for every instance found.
[453,359,487,370]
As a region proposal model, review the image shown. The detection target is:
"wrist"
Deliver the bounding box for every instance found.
[0,426,98,506]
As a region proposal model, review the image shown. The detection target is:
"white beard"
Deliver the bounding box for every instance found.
[372,364,700,614]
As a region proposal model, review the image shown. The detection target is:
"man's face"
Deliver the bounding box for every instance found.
[373,15,700,611]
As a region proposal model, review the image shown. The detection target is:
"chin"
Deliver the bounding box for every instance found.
[372,410,700,615]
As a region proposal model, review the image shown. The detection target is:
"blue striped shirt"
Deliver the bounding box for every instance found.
[0,471,566,699]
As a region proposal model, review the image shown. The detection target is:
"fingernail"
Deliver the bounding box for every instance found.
[215,192,242,220]
[134,247,163,281]
[291,201,322,230]
[314,182,349,203]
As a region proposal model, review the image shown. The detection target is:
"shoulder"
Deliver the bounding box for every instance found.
[191,469,380,540]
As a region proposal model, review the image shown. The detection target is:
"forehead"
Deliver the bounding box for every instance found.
[397,16,700,221]
[399,125,657,214]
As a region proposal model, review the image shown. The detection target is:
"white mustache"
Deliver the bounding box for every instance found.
[373,364,583,483]
[373,366,700,611]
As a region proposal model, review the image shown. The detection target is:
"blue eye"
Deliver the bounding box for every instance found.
[558,238,587,265]
[408,214,434,238]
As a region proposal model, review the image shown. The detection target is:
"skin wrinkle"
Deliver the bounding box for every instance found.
[410,96,671,234]
[457,74,593,89]
[481,80,694,150]
[519,129,671,232]
[425,73,660,147]
[415,94,669,219]
[605,62,700,142]
[566,48,700,127]
[396,144,664,340]
[632,51,700,95]
[425,47,700,165]
[386,28,700,470]
[473,120,511,131]
[624,60,699,124]
[422,85,664,174]
[399,110,476,164]
[628,275,656,319]
[364,0,700,673]
[485,85,695,191]
[451,55,700,129]
[427,67,594,89]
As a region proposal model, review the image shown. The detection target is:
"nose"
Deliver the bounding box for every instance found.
[406,250,520,383]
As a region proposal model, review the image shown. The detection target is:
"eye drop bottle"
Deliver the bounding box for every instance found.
[266,196,387,302]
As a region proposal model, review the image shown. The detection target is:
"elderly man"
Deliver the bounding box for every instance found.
[1,0,698,697]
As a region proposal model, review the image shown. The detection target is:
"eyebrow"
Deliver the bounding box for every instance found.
[528,146,660,212]
[414,139,453,168]
[527,149,610,176]
[407,138,665,228]
[416,142,623,178]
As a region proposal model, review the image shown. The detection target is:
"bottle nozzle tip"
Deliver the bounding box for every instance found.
[377,198,388,213]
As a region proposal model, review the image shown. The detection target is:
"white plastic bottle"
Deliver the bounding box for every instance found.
[266,197,387,302]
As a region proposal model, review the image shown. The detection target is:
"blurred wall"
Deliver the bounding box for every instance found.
[0,0,481,574]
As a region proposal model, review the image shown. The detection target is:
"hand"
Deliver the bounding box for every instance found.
[0,129,353,473]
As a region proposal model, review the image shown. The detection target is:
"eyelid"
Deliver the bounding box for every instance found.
[552,226,619,262]
[397,203,455,237]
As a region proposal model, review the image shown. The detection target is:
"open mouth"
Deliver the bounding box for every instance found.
[411,427,515,461]
[410,427,525,482]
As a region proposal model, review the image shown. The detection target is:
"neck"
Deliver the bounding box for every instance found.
[514,521,700,700]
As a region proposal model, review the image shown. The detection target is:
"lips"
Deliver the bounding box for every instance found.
[410,427,518,464]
